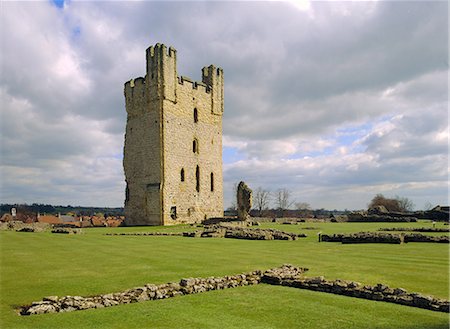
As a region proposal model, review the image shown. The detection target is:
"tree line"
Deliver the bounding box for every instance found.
[228,184,418,217]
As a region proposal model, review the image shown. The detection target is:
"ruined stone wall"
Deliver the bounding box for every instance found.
[124,43,223,226]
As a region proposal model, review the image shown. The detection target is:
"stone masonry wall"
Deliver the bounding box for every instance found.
[20,264,448,315]
[320,232,449,244]
[123,44,223,226]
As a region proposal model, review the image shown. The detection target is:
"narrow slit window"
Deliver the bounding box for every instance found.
[196,166,200,192]
[194,108,198,123]
[193,139,198,153]
[170,206,177,220]
[210,172,214,192]
[181,168,185,182]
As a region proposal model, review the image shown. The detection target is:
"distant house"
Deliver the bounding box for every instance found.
[106,218,123,227]
[37,214,61,225]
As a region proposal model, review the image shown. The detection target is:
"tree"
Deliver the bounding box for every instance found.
[395,195,415,212]
[275,188,294,217]
[368,194,414,212]
[295,202,311,210]
[423,202,434,211]
[254,187,271,217]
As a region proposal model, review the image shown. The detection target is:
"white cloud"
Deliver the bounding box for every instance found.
[0,1,447,210]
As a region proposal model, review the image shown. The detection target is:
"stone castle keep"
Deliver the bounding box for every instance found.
[123,43,224,225]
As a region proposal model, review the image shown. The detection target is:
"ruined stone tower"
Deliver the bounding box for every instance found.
[123,43,224,226]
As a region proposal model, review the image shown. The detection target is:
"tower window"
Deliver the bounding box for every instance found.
[170,206,177,220]
[194,108,198,123]
[196,165,200,192]
[181,168,185,182]
[193,139,198,153]
[210,172,214,192]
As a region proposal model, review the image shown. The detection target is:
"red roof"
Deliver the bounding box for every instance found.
[38,215,61,224]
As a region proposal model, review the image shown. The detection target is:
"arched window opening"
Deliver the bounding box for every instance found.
[193,139,198,153]
[210,172,214,192]
[196,166,200,192]
[180,168,185,182]
[194,108,198,123]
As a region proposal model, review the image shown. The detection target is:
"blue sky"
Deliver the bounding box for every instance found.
[1,1,448,210]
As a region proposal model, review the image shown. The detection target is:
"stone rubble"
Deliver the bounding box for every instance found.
[320,232,449,244]
[105,226,306,241]
[51,228,82,234]
[272,276,449,313]
[183,225,306,240]
[378,227,449,233]
[20,265,302,316]
[19,264,448,316]
[105,232,183,237]
[403,233,449,243]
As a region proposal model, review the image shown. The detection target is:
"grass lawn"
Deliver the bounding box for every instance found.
[0,220,448,328]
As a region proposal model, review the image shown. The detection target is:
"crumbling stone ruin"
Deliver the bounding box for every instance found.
[320,232,449,244]
[237,181,252,221]
[123,43,224,226]
[51,228,81,234]
[378,227,450,233]
[20,264,448,315]
[183,225,305,240]
[347,211,417,222]
[105,225,306,241]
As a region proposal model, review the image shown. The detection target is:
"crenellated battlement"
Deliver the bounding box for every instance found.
[125,43,223,99]
[178,76,211,93]
[146,43,176,58]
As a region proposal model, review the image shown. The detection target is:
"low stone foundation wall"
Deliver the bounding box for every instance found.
[20,265,307,316]
[378,227,449,233]
[51,228,81,234]
[184,225,306,240]
[105,232,183,237]
[106,226,306,241]
[403,233,449,243]
[320,232,403,244]
[19,264,448,316]
[347,214,417,222]
[274,277,449,313]
[320,232,449,244]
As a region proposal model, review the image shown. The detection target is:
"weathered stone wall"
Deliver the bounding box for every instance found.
[124,44,223,226]
[20,264,448,315]
[271,277,449,313]
[105,226,306,240]
[320,232,449,244]
[347,212,417,222]
[378,227,449,232]
[237,181,252,221]
[321,232,403,244]
[403,233,449,243]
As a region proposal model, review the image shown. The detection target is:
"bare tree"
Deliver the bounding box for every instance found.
[295,202,311,210]
[254,187,271,217]
[275,188,294,217]
[423,202,434,211]
[395,196,415,212]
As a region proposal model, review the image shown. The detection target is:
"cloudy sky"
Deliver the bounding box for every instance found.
[1,0,448,210]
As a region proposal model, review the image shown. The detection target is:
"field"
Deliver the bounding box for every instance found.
[0,221,448,328]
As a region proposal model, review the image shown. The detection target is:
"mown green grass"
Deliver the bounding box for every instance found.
[1,221,448,328]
